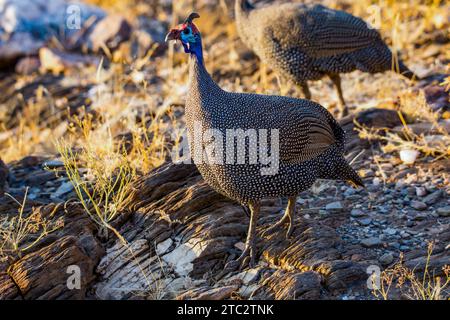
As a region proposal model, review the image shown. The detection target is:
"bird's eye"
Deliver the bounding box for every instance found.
[183,28,191,35]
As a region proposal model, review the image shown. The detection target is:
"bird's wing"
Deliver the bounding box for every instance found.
[278,109,336,164]
[296,5,382,58]
[266,5,381,58]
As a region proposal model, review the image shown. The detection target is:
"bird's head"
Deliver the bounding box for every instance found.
[165,12,201,54]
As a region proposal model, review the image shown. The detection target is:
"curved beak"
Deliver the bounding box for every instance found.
[165,29,180,42]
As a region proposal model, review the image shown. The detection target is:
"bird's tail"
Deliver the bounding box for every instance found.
[341,161,364,188]
[397,60,420,81]
[324,156,365,188]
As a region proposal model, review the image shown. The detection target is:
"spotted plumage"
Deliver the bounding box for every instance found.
[165,13,363,269]
[235,0,418,116]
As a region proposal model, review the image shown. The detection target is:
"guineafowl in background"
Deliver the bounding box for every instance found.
[165,12,363,270]
[235,0,419,117]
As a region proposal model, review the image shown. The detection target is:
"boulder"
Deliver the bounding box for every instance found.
[39,47,100,73]
[87,15,132,52]
[0,0,105,66]
[8,236,100,299]
[15,56,41,75]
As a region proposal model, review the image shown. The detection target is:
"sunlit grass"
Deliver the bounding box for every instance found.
[0,189,62,259]
[355,76,450,161]
[371,242,450,300]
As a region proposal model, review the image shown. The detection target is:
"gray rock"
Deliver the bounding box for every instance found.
[437,206,450,217]
[384,228,397,236]
[361,237,382,248]
[0,0,105,64]
[410,200,427,211]
[52,181,74,199]
[42,160,64,169]
[88,15,132,52]
[325,201,343,211]
[406,187,416,196]
[423,189,443,205]
[395,181,405,190]
[350,209,365,217]
[379,253,394,265]
[358,218,372,226]
[406,220,415,227]
[415,186,427,197]
[344,188,356,196]
[372,177,382,186]
[413,213,427,221]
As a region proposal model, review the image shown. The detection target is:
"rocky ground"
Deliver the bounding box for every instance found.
[0,109,448,300]
[0,0,449,300]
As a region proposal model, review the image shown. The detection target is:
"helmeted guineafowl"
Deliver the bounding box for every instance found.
[235,0,419,117]
[165,13,363,270]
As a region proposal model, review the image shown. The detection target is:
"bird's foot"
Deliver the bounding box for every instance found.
[221,245,256,276]
[262,219,294,239]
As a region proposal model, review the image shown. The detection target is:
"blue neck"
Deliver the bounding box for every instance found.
[185,38,204,65]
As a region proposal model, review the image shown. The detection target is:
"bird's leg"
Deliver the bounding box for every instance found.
[240,201,260,267]
[222,201,260,272]
[262,196,296,239]
[260,62,268,91]
[300,82,311,100]
[329,73,348,117]
[276,75,288,96]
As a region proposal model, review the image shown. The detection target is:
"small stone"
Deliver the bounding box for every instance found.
[406,187,416,196]
[156,238,173,255]
[358,218,372,226]
[42,160,65,169]
[51,181,74,199]
[344,188,355,196]
[410,200,427,211]
[372,177,382,186]
[325,201,343,211]
[423,190,443,205]
[415,187,427,197]
[350,209,365,217]
[379,253,394,265]
[361,237,382,248]
[384,228,397,235]
[380,163,393,171]
[358,169,374,178]
[413,213,427,221]
[437,206,450,217]
[395,181,405,190]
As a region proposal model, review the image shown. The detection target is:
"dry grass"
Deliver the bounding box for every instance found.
[355,77,449,161]
[0,0,448,164]
[371,242,450,300]
[0,189,62,259]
